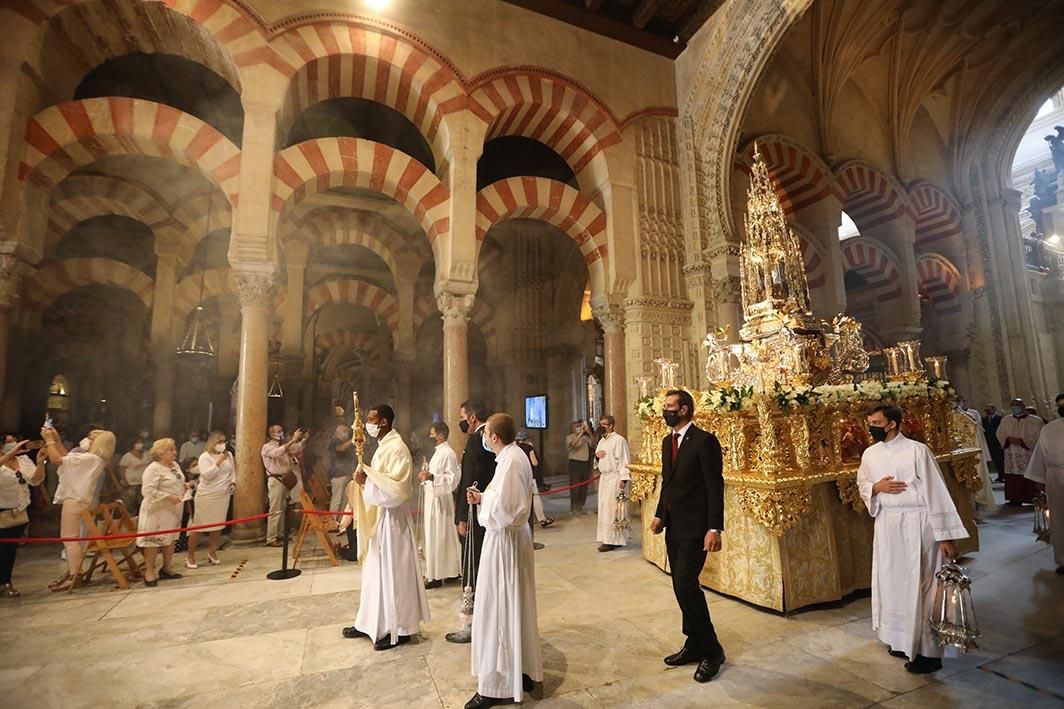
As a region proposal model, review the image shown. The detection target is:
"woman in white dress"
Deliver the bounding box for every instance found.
[186,431,234,568]
[41,426,116,592]
[0,441,46,597]
[138,438,189,587]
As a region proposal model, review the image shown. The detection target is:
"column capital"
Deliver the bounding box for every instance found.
[437,292,475,326]
[233,270,276,309]
[590,299,625,335]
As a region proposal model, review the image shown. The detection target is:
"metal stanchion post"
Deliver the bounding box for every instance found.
[267,498,302,580]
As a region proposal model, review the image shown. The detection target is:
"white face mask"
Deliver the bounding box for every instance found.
[80,437,91,451]
[214,443,227,453]
[365,422,381,439]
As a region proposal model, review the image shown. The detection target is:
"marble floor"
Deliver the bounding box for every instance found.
[0,482,1061,709]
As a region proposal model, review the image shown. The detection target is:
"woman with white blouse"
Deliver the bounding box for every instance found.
[0,441,46,597]
[41,426,116,592]
[118,437,150,510]
[186,431,235,568]
[137,438,189,587]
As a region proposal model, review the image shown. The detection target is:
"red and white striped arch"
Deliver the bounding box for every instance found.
[908,181,964,248]
[46,175,179,253]
[468,69,620,193]
[272,138,449,245]
[276,24,467,166]
[476,176,608,295]
[787,221,827,290]
[833,160,912,232]
[915,253,962,315]
[24,257,154,311]
[314,330,386,362]
[19,98,242,202]
[735,136,838,215]
[840,238,903,301]
[412,294,496,344]
[304,278,400,331]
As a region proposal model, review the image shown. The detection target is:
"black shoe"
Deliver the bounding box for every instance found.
[664,646,702,666]
[694,653,725,683]
[342,626,368,639]
[887,648,907,659]
[446,630,472,644]
[373,634,411,651]
[464,693,515,709]
[158,569,182,580]
[904,655,942,674]
[522,673,535,692]
[597,543,620,552]
[1056,566,1064,575]
[143,578,158,587]
[424,579,443,589]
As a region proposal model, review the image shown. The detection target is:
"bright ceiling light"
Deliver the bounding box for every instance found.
[1048,233,1061,245]
[366,0,390,10]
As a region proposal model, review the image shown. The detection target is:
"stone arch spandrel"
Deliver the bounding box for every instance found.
[303,277,400,332]
[24,257,154,312]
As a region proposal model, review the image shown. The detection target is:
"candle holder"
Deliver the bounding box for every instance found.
[653,358,680,389]
[636,375,653,400]
[925,355,948,380]
[929,561,980,651]
[883,347,905,380]
[1033,492,1051,544]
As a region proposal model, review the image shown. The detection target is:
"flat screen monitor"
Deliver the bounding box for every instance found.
[524,394,548,429]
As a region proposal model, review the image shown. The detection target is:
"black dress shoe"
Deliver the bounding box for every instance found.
[463,693,515,709]
[664,646,702,666]
[424,579,443,589]
[373,634,412,651]
[1056,566,1064,575]
[143,578,158,588]
[158,569,182,580]
[597,543,620,552]
[904,655,942,674]
[522,673,535,692]
[342,626,368,639]
[887,648,908,659]
[694,654,725,683]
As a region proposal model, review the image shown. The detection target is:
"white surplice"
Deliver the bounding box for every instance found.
[354,431,430,644]
[423,441,461,582]
[953,410,998,514]
[1025,417,1064,566]
[857,434,969,660]
[997,414,1044,475]
[595,431,632,546]
[472,443,543,702]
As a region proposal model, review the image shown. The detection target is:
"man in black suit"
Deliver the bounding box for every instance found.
[651,388,726,683]
[446,399,497,644]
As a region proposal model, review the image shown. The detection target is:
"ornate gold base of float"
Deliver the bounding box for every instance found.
[630,450,980,613]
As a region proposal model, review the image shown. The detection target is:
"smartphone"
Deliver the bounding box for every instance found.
[44,414,53,428]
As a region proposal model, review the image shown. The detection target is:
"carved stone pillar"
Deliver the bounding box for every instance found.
[150,248,180,436]
[438,291,474,450]
[592,299,628,435]
[231,270,275,542]
[0,255,26,418]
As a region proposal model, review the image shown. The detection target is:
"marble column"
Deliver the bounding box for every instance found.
[591,299,628,435]
[438,291,473,450]
[0,255,24,421]
[280,240,308,359]
[231,270,275,543]
[149,248,180,436]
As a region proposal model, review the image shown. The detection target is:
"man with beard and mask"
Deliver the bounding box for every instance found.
[650,389,726,684]
[997,398,1044,505]
[342,404,429,650]
[420,421,462,588]
[1025,393,1064,575]
[446,400,496,644]
[260,423,306,547]
[857,404,968,675]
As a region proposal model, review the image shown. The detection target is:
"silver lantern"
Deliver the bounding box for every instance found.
[1033,491,1051,544]
[929,561,980,651]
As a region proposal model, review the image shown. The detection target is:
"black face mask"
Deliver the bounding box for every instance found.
[663,409,682,427]
[869,425,889,443]
[459,419,470,434]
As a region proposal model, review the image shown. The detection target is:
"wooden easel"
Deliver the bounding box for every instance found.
[291,489,340,568]
[72,501,144,590]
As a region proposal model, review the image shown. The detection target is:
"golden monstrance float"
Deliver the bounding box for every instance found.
[629,146,983,612]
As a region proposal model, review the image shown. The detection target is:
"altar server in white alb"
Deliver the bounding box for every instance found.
[341,404,429,650]
[420,420,462,588]
[1025,392,1064,575]
[464,413,543,709]
[594,414,632,551]
[857,404,969,675]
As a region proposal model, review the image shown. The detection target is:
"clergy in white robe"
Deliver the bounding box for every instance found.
[1024,403,1064,572]
[594,416,632,550]
[997,400,1044,504]
[857,405,969,674]
[953,409,998,515]
[465,413,543,708]
[344,405,430,650]
[421,422,462,585]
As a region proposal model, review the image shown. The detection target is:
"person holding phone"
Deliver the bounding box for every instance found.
[260,424,306,547]
[0,441,46,597]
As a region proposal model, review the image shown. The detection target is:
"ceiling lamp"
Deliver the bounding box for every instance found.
[267,374,284,399]
[177,193,216,363]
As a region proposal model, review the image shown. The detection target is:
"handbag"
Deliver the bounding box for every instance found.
[0,508,29,529]
[281,470,298,491]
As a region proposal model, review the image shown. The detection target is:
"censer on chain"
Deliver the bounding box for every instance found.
[613,483,631,534]
[1033,491,1051,544]
[928,561,980,651]
[458,482,480,631]
[415,457,427,560]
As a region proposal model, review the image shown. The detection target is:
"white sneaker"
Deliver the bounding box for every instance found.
[184,560,199,569]
[207,556,221,565]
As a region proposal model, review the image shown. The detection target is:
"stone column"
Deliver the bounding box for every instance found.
[150,247,180,435]
[0,255,26,418]
[438,291,474,451]
[231,270,275,543]
[592,299,628,435]
[280,240,309,358]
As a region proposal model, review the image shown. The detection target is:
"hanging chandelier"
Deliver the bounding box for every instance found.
[176,191,216,363]
[267,374,284,399]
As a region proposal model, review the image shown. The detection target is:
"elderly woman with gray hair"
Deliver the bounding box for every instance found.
[138,438,190,587]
